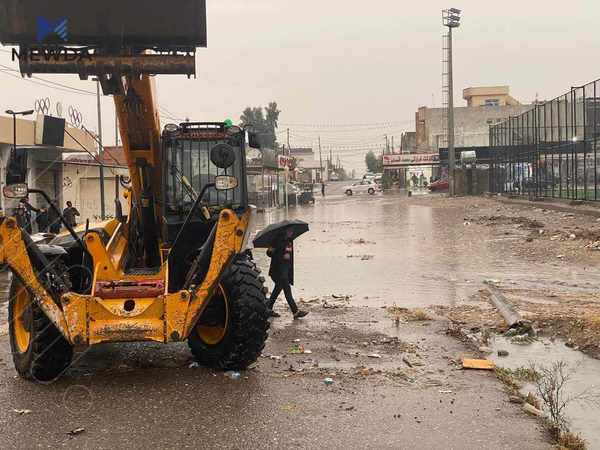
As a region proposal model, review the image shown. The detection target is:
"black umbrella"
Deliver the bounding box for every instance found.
[252,219,309,248]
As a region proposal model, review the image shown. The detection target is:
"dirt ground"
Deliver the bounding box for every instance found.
[415,195,600,360]
[0,190,554,449]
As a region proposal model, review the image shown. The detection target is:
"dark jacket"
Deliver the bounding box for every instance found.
[268,240,294,285]
[48,207,61,234]
[35,210,49,232]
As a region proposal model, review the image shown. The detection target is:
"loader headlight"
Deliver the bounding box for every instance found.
[215,175,238,191]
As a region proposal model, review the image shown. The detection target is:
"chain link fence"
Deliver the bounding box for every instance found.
[489,78,600,201]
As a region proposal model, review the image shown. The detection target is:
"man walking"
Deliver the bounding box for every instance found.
[321,181,326,197]
[63,201,80,228]
[35,207,49,233]
[48,201,61,234]
[267,229,308,319]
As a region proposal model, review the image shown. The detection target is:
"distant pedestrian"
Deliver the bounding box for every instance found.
[19,198,38,234]
[321,181,326,197]
[267,229,308,320]
[35,207,49,233]
[63,201,80,228]
[48,201,61,234]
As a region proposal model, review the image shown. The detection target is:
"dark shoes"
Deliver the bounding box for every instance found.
[293,310,309,320]
[269,310,281,318]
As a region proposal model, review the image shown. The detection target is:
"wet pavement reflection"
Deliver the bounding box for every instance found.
[254,190,600,308]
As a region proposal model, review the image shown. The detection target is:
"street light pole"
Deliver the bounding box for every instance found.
[96,80,106,220]
[443,8,461,197]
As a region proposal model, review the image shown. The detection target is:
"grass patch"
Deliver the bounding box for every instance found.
[387,306,432,323]
[557,431,587,450]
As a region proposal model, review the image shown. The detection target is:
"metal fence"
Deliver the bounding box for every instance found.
[489,78,600,201]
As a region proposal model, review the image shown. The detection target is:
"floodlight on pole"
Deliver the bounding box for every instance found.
[442,8,462,197]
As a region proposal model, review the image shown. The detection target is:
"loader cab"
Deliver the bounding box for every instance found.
[161,122,249,242]
[161,122,251,291]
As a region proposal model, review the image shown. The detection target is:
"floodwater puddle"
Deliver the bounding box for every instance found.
[489,336,600,449]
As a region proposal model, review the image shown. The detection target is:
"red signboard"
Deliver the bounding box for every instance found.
[277,155,294,170]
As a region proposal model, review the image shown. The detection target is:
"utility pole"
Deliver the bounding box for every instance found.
[96,80,106,219]
[443,8,461,197]
[318,136,323,182]
[286,128,290,155]
[385,135,389,155]
[115,110,119,147]
[391,136,395,154]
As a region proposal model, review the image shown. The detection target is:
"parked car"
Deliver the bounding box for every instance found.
[344,180,380,196]
[428,179,449,192]
[329,173,340,181]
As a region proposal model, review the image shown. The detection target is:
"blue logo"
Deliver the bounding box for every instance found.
[36,17,68,43]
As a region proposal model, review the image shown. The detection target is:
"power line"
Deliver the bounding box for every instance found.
[0,64,96,95]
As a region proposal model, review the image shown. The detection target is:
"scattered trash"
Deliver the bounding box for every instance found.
[247,362,258,370]
[509,396,523,404]
[188,362,200,369]
[462,358,495,370]
[292,339,301,343]
[556,254,565,259]
[402,356,414,368]
[289,344,312,354]
[478,346,493,353]
[13,409,32,415]
[367,353,382,359]
[438,390,453,394]
[224,371,241,380]
[67,428,85,436]
[323,377,334,386]
[497,350,510,357]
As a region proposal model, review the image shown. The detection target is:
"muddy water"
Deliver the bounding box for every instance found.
[253,192,600,308]
[490,336,600,448]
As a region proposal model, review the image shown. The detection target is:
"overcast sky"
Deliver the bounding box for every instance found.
[1,0,599,173]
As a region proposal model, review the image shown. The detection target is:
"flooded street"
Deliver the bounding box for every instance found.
[0,187,560,449]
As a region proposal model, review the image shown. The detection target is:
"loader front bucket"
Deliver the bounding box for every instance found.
[0,0,206,78]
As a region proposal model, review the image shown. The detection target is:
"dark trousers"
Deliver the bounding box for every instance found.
[269,281,298,314]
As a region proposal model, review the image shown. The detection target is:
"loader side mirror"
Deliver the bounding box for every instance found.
[3,183,29,199]
[248,132,262,149]
[6,148,28,185]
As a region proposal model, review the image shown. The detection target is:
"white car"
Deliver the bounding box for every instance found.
[344,180,380,196]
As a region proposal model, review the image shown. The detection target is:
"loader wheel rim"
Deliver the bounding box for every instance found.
[196,285,229,346]
[13,286,32,353]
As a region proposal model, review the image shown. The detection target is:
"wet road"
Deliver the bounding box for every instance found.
[257,184,600,308]
[0,188,552,449]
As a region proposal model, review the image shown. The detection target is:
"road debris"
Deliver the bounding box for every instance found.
[224,371,241,380]
[188,362,200,369]
[367,353,382,359]
[67,428,85,436]
[13,409,32,415]
[323,377,334,386]
[462,359,495,370]
[522,403,544,417]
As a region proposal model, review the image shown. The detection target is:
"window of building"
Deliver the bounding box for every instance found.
[485,99,500,107]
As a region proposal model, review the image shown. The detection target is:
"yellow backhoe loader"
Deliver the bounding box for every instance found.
[0,0,270,381]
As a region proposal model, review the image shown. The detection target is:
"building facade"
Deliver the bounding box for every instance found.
[415,86,531,153]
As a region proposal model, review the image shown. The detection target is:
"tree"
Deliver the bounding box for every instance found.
[240,102,281,149]
[365,151,383,173]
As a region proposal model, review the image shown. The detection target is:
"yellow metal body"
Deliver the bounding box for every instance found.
[0,208,251,347]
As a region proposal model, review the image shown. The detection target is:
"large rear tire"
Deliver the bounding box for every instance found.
[188,258,270,370]
[8,276,73,382]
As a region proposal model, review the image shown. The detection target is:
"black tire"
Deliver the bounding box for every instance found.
[8,276,73,382]
[368,188,375,195]
[188,257,270,370]
[345,189,353,196]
